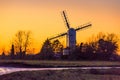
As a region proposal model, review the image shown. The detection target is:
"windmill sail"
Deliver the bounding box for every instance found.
[63,11,70,29]
[49,32,67,40]
[49,23,91,40]
[75,23,92,31]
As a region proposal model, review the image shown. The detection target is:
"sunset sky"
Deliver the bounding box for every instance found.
[0,0,120,54]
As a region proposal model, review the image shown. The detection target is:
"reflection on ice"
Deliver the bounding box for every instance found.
[0,67,70,75]
[0,66,120,75]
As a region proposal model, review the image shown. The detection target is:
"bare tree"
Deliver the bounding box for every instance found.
[24,31,32,54]
[14,30,33,57]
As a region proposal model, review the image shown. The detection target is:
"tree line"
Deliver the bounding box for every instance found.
[0,31,120,61]
[38,32,119,61]
[0,30,33,59]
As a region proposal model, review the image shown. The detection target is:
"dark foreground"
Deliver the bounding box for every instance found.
[0,68,120,80]
[0,60,120,80]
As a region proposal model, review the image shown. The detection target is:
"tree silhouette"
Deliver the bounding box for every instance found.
[83,33,119,60]
[52,39,63,54]
[1,52,5,59]
[10,44,15,59]
[97,34,118,60]
[39,39,54,60]
[14,30,33,58]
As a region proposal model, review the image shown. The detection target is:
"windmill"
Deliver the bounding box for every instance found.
[49,11,92,55]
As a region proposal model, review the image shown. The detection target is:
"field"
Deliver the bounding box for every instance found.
[0,60,120,67]
[0,68,120,80]
[0,60,120,80]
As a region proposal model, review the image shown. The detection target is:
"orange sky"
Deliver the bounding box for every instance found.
[0,0,120,54]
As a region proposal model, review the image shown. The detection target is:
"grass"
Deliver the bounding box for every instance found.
[0,68,120,80]
[0,60,120,67]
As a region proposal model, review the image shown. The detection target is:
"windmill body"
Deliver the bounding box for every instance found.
[67,28,76,49]
[49,11,92,55]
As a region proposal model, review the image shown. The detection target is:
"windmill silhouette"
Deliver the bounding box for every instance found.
[49,11,92,55]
